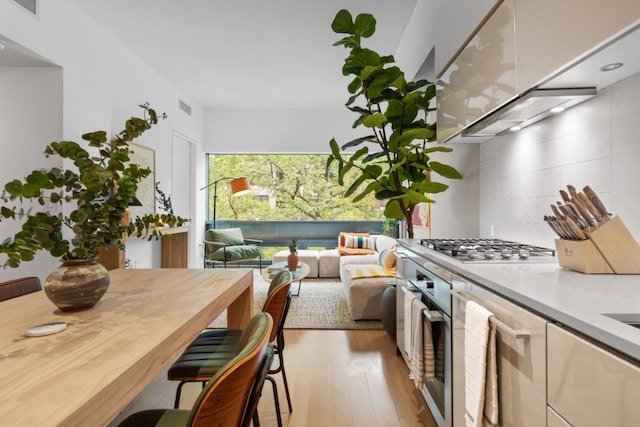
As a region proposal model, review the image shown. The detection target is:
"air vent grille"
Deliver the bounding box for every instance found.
[178,100,192,116]
[13,0,37,15]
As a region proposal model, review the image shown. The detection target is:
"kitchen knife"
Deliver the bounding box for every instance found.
[576,192,603,222]
[566,185,598,227]
[559,189,572,204]
[544,216,567,238]
[557,202,586,229]
[550,204,566,220]
[569,194,598,227]
[583,185,611,220]
[563,216,587,240]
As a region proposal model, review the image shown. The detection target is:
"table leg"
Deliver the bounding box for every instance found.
[291,279,303,297]
[227,278,253,329]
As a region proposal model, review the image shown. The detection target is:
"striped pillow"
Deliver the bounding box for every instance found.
[343,234,374,250]
[378,246,397,268]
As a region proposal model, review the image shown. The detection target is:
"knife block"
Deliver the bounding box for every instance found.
[555,216,640,274]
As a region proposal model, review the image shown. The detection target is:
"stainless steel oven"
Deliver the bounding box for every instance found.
[397,247,452,427]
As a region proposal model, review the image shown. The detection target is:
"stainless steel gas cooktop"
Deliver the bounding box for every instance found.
[419,238,556,263]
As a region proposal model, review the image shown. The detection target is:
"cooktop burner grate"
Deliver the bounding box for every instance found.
[419,238,556,262]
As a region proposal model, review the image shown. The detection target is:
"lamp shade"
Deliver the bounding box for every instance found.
[229,177,251,196]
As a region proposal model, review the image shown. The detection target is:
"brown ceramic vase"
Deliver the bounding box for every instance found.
[44,259,110,311]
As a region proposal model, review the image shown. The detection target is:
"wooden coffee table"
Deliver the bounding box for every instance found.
[262,262,310,297]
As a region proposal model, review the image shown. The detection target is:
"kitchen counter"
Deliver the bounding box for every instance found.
[398,239,640,363]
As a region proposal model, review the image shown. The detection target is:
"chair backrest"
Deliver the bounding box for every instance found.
[261,270,293,342]
[0,276,42,302]
[187,312,273,427]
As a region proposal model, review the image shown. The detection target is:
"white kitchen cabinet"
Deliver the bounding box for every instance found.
[547,407,571,427]
[436,0,640,143]
[515,0,640,90]
[547,323,640,426]
[451,282,547,427]
[436,0,516,143]
[434,0,499,77]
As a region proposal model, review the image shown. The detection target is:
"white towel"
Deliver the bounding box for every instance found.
[464,301,499,427]
[404,290,418,359]
[408,297,436,388]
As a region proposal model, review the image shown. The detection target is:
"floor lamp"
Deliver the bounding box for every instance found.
[200,177,251,229]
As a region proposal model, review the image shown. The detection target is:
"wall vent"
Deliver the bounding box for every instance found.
[13,0,37,15]
[178,100,192,116]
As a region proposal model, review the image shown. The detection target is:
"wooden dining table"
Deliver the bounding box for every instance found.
[0,268,254,427]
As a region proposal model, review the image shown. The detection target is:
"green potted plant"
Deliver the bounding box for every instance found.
[0,103,188,311]
[287,239,298,271]
[327,10,463,238]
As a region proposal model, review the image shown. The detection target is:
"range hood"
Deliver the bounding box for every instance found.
[461,87,596,137]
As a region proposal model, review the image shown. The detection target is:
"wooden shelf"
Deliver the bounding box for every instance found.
[97,226,190,270]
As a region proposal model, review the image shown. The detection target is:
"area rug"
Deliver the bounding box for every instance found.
[208,275,383,330]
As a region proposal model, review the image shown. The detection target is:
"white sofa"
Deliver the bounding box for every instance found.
[338,235,397,320]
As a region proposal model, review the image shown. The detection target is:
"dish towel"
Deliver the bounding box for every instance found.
[408,297,436,388]
[464,300,499,427]
[404,290,418,359]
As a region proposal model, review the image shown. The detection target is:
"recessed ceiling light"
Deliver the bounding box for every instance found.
[550,106,565,114]
[0,40,7,50]
[600,62,623,72]
[510,125,522,132]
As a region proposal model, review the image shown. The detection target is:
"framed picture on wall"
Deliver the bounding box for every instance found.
[128,142,156,218]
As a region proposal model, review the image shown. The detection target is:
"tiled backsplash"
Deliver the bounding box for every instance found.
[479,71,640,248]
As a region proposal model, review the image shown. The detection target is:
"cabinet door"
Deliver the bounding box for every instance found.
[451,283,547,427]
[436,0,516,143]
[547,323,640,426]
[547,406,571,427]
[515,0,640,91]
[434,0,500,76]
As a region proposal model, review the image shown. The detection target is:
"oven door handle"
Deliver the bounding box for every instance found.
[451,290,530,339]
[423,309,444,322]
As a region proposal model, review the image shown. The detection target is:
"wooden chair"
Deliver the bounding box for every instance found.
[0,276,42,301]
[116,312,273,427]
[203,227,263,272]
[168,270,293,426]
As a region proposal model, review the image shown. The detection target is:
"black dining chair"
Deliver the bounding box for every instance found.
[116,312,273,427]
[168,270,293,426]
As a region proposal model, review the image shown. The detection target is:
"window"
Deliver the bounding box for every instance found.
[205,154,383,221]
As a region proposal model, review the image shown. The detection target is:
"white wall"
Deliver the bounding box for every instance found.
[0,0,205,281]
[0,67,63,281]
[479,70,640,249]
[204,108,363,153]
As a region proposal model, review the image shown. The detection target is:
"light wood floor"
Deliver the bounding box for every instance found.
[108,329,437,427]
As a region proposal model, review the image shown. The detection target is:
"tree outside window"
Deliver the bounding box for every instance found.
[206,154,382,222]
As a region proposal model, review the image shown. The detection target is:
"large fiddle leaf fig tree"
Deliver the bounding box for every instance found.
[327,9,462,238]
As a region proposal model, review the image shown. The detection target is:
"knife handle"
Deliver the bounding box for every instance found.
[564,216,587,240]
[583,185,610,219]
[570,196,597,227]
[577,192,602,221]
[559,189,572,204]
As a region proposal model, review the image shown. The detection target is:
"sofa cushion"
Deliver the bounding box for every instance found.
[206,228,245,245]
[374,235,397,253]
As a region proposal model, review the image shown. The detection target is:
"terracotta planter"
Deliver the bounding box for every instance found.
[287,250,299,271]
[44,259,110,311]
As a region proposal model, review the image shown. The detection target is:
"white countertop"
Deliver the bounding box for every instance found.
[398,239,640,363]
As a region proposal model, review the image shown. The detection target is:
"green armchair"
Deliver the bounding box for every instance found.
[204,227,263,271]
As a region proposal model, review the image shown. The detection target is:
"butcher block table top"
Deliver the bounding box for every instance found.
[0,268,253,427]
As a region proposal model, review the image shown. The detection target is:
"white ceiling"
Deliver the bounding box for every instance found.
[61,0,419,110]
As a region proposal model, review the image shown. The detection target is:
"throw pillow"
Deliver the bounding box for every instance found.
[338,232,374,255]
[343,234,374,250]
[378,245,397,269]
